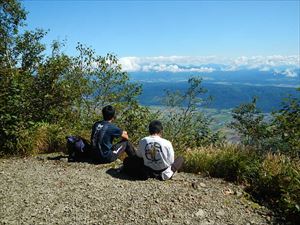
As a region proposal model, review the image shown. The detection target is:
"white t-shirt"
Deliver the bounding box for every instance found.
[136,135,175,180]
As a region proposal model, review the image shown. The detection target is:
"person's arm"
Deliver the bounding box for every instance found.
[168,142,175,163]
[111,124,128,140]
[121,131,129,140]
[135,140,143,158]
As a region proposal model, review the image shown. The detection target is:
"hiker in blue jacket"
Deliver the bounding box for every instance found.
[91,105,136,163]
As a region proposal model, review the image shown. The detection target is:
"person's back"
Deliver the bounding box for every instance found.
[91,120,122,160]
[91,105,136,163]
[138,135,174,180]
[136,120,183,180]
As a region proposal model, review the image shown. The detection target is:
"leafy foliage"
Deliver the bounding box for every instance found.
[230,93,300,157]
[0,1,143,154]
[69,44,142,126]
[161,77,223,151]
[1,2,299,223]
[0,0,27,68]
[29,44,74,123]
[229,97,270,151]
[116,103,159,144]
[0,0,27,154]
[0,69,29,155]
[272,91,300,157]
[183,146,300,224]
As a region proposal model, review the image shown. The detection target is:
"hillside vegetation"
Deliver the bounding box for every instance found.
[138,81,300,112]
[0,1,299,224]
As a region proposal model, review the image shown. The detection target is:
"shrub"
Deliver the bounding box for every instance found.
[31,123,65,154]
[272,92,300,157]
[252,154,300,222]
[18,122,84,155]
[230,92,300,157]
[182,146,215,174]
[161,77,223,151]
[229,97,270,152]
[182,145,300,224]
[116,103,159,145]
[183,144,261,183]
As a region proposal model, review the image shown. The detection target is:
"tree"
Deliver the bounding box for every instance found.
[0,0,27,68]
[229,97,270,151]
[162,77,222,151]
[29,41,73,123]
[14,29,46,73]
[69,44,142,125]
[0,1,74,154]
[230,91,300,157]
[272,90,300,157]
[0,0,28,154]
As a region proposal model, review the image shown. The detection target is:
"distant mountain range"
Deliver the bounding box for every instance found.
[129,69,300,112]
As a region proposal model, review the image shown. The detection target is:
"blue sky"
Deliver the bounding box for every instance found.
[22,0,299,58]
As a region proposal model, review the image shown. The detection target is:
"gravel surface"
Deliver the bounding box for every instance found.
[0,154,275,225]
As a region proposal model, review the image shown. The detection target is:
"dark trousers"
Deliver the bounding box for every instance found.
[144,156,185,180]
[171,156,184,173]
[110,140,136,161]
[91,140,136,164]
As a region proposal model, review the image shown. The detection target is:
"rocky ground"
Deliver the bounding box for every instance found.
[0,154,277,225]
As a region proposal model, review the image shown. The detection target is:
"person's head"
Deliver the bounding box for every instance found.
[149,120,163,135]
[102,105,116,121]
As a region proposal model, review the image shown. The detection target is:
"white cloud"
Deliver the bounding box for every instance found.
[231,55,300,68]
[280,69,298,78]
[142,64,180,72]
[190,67,215,73]
[140,64,215,73]
[119,57,141,72]
[119,55,300,76]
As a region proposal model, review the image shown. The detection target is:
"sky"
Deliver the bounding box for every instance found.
[22,0,300,73]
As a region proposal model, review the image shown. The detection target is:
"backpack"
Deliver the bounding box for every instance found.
[66,136,91,162]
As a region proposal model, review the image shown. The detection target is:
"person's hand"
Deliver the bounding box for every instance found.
[121,131,129,140]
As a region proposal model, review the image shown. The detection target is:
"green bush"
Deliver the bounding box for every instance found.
[253,154,300,222]
[230,92,300,157]
[116,103,159,145]
[183,145,300,224]
[183,144,261,182]
[17,122,89,155]
[20,123,66,155]
[161,77,223,152]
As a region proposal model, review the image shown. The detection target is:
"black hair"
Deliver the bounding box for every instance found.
[149,120,163,135]
[102,105,115,121]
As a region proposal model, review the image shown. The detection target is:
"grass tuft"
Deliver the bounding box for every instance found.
[181,145,300,224]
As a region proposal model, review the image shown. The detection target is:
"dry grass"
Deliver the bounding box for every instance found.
[181,144,300,224]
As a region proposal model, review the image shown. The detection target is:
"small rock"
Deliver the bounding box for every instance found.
[191,182,198,189]
[199,182,206,188]
[216,209,225,217]
[60,158,68,162]
[207,219,215,225]
[235,191,243,198]
[195,209,205,217]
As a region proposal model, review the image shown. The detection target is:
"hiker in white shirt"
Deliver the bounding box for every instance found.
[136,120,184,180]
